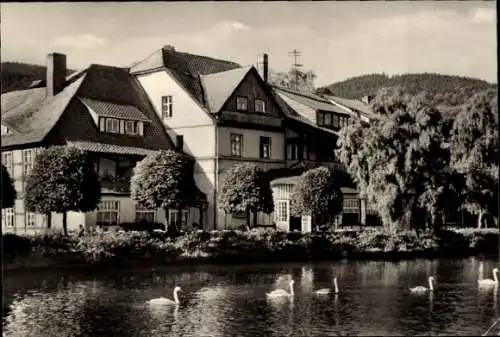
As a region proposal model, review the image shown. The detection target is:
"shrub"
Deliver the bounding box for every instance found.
[1,164,16,209]
[218,163,274,229]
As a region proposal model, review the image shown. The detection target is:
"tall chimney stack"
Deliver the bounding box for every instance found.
[263,53,269,83]
[46,53,67,97]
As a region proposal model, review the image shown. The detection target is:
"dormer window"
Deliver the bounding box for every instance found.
[237,96,248,111]
[255,99,266,113]
[99,117,144,136]
[1,124,12,135]
[106,118,120,133]
[161,95,173,118]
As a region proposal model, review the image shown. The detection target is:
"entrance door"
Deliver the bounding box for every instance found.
[290,216,301,232]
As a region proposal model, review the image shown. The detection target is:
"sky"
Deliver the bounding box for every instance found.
[1,2,497,86]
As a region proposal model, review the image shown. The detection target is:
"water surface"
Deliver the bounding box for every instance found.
[3,258,499,336]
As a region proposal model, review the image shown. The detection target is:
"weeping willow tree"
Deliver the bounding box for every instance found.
[336,87,461,232]
[450,89,498,228]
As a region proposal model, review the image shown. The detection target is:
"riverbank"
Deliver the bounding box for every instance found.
[2,227,498,271]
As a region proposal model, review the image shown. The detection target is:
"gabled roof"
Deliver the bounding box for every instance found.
[79,97,151,122]
[324,94,373,117]
[130,46,242,111]
[2,64,174,150]
[200,66,252,113]
[270,86,338,137]
[2,76,85,147]
[273,86,348,115]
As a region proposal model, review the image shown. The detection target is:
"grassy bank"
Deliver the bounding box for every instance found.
[2,227,498,271]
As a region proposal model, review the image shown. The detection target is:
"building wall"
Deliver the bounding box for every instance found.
[218,126,285,161]
[137,70,217,230]
[136,70,216,158]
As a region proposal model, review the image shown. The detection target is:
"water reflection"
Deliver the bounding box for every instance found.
[3,258,500,337]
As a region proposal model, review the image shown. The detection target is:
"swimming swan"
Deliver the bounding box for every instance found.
[479,268,499,287]
[267,280,294,298]
[148,286,182,305]
[410,276,435,293]
[315,277,339,295]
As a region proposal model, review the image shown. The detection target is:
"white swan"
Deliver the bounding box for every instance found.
[479,268,499,287]
[148,286,182,305]
[267,280,294,298]
[410,276,435,293]
[315,277,339,295]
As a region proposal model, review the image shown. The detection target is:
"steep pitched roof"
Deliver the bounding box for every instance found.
[200,66,252,113]
[2,64,174,150]
[324,94,373,117]
[2,76,85,147]
[130,47,241,110]
[274,86,348,115]
[270,86,338,137]
[79,97,151,122]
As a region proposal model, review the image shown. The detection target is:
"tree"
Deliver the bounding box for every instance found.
[268,68,317,93]
[450,89,498,228]
[290,167,343,230]
[131,150,199,236]
[336,88,457,232]
[25,146,101,235]
[1,164,16,209]
[218,163,274,229]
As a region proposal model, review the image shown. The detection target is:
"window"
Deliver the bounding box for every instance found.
[124,120,138,135]
[96,200,120,226]
[1,124,11,135]
[2,208,15,227]
[161,95,173,118]
[230,133,242,157]
[23,149,34,187]
[255,99,266,113]
[317,112,325,126]
[135,204,156,223]
[287,143,298,160]
[343,198,360,214]
[332,115,340,128]
[259,136,271,159]
[324,113,332,127]
[168,209,189,230]
[236,97,248,111]
[276,200,289,223]
[106,118,120,133]
[25,212,36,227]
[2,151,13,174]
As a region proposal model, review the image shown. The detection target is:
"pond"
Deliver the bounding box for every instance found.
[3,258,499,336]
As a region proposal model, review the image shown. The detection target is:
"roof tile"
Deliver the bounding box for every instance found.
[79,97,151,122]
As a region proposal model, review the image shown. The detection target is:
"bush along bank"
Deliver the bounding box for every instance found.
[2,227,499,270]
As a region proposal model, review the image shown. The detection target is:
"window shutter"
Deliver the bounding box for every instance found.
[138,122,144,136]
[120,120,125,134]
[99,118,105,132]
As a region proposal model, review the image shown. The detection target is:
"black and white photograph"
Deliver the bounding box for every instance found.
[1,1,498,336]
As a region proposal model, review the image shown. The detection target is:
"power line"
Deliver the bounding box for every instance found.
[288,49,303,91]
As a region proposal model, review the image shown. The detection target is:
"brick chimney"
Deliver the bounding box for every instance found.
[46,53,67,97]
[163,45,176,52]
[262,53,269,83]
[361,95,374,104]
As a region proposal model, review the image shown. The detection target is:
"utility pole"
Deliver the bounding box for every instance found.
[288,49,302,91]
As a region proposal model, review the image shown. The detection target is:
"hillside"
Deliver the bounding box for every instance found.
[318,73,497,106]
[1,62,75,94]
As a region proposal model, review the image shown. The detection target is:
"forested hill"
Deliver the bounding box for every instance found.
[319,73,497,106]
[1,62,75,94]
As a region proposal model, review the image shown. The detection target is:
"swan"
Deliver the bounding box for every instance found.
[479,268,499,287]
[267,280,294,298]
[410,276,435,293]
[148,286,182,305]
[315,277,339,295]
